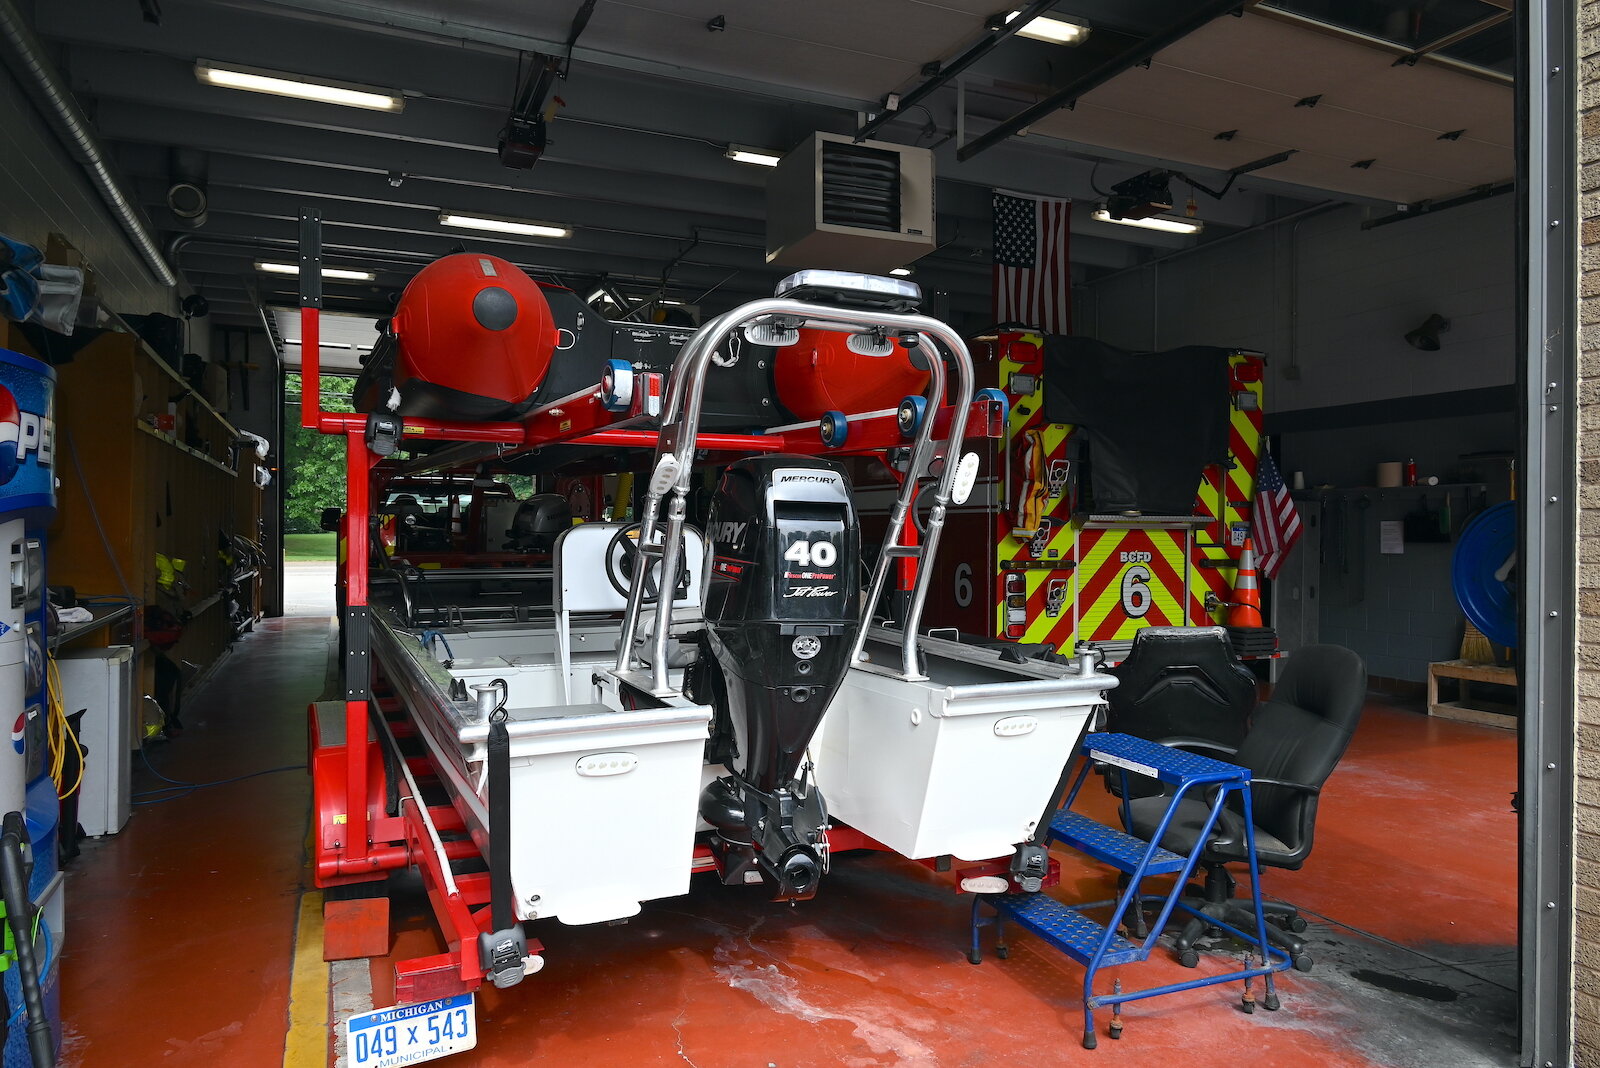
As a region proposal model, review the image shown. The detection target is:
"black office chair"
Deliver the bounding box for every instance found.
[1100,627,1256,802]
[1123,643,1367,971]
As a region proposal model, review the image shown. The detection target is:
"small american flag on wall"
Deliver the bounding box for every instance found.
[1253,451,1303,581]
[992,190,1072,333]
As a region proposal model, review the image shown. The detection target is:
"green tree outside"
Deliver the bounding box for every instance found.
[283,373,355,533]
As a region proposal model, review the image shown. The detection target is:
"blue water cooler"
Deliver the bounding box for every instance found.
[0,348,60,1065]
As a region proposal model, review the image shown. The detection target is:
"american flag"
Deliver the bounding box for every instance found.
[1252,451,1302,581]
[992,191,1072,333]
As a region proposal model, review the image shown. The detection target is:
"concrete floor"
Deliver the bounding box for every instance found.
[56,616,1520,1066]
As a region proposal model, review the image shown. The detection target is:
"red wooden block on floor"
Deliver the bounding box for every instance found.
[324,897,391,961]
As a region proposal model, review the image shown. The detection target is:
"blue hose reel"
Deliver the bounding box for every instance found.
[1451,501,1517,649]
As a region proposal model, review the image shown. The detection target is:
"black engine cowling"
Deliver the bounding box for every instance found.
[697,455,860,900]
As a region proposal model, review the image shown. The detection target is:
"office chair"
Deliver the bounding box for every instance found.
[1100,627,1256,801]
[1123,643,1367,970]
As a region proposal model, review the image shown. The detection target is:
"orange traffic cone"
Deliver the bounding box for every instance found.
[1228,539,1264,628]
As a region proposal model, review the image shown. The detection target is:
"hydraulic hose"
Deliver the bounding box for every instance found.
[0,813,52,1067]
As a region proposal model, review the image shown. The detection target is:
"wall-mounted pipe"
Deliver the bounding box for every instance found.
[0,0,176,288]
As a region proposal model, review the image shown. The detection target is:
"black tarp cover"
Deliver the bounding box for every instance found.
[1041,336,1231,515]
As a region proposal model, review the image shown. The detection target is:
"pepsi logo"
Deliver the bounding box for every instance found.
[0,384,52,487]
[10,712,23,756]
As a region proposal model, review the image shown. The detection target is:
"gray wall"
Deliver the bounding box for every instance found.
[1080,197,1517,685]
[1080,196,1516,412]
[0,60,175,318]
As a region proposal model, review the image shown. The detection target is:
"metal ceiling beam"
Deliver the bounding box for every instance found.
[957,0,1260,162]
[75,46,1272,230]
[855,0,1062,142]
[38,5,846,157]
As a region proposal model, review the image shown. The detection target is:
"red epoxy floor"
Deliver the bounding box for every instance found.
[57,619,1518,1066]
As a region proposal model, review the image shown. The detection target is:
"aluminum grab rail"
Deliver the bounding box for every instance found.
[612,296,976,693]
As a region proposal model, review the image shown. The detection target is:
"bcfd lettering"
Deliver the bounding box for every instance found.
[1118,550,1152,564]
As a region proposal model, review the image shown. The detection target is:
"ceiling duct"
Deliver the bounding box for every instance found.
[0,0,175,287]
[766,133,935,274]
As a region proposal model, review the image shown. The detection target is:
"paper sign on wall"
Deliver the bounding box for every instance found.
[1380,521,1404,555]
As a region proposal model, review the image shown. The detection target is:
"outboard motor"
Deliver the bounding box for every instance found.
[503,493,572,553]
[697,456,860,900]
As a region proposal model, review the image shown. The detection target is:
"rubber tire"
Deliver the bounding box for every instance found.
[1178,948,1200,969]
[1293,954,1314,973]
[1285,916,1308,933]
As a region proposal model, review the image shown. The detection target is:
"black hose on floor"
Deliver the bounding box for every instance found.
[0,813,52,1067]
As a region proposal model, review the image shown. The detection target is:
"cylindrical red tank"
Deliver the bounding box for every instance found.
[772,328,931,421]
[391,253,558,420]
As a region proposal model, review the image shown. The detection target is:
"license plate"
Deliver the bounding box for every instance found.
[346,993,476,1067]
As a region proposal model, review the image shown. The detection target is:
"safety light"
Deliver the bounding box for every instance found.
[439,212,571,239]
[195,61,404,112]
[889,267,913,277]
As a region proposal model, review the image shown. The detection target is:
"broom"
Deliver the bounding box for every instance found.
[1460,620,1495,664]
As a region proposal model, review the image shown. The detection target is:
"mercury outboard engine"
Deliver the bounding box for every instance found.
[503,493,572,553]
[697,456,860,900]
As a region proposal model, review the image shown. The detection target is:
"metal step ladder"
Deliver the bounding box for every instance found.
[968,732,1291,1049]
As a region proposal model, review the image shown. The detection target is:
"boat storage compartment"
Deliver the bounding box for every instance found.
[460,700,711,926]
[813,634,1110,861]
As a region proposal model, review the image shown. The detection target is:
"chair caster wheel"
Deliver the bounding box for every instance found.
[1264,994,1281,1012]
[996,946,1009,960]
[1178,948,1199,968]
[1275,915,1308,933]
[1082,1031,1097,1050]
[1109,1022,1123,1040]
[1293,954,1314,973]
[1241,997,1255,1015]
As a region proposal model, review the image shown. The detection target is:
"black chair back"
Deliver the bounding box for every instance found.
[1234,644,1367,865]
[1106,626,1256,749]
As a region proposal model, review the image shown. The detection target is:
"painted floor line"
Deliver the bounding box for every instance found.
[284,891,330,1068]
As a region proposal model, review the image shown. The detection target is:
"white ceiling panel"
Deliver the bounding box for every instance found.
[1015,10,1510,204]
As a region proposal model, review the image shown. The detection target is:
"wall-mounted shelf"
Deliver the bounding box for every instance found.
[135,422,238,476]
[1314,482,1486,494]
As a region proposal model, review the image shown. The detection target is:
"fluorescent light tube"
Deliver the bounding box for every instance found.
[255,261,376,281]
[725,144,783,167]
[1091,208,1204,235]
[1005,11,1090,45]
[196,61,403,112]
[439,212,571,239]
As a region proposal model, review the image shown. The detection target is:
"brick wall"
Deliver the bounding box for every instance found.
[1576,0,1600,1058]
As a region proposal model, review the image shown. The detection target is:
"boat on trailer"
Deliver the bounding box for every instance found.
[299,213,1115,1004]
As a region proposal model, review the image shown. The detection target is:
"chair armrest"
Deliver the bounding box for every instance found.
[1162,737,1239,758]
[1248,776,1320,796]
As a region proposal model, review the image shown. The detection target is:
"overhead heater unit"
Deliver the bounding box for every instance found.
[766,133,935,274]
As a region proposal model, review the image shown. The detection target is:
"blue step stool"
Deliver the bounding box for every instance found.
[969,732,1291,1049]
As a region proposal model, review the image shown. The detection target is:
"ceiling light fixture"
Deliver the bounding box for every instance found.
[1004,10,1090,45]
[195,61,404,112]
[439,212,571,239]
[725,144,783,167]
[255,261,376,282]
[1090,208,1204,235]
[889,267,913,277]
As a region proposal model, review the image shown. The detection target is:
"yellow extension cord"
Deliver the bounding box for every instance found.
[45,658,83,801]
